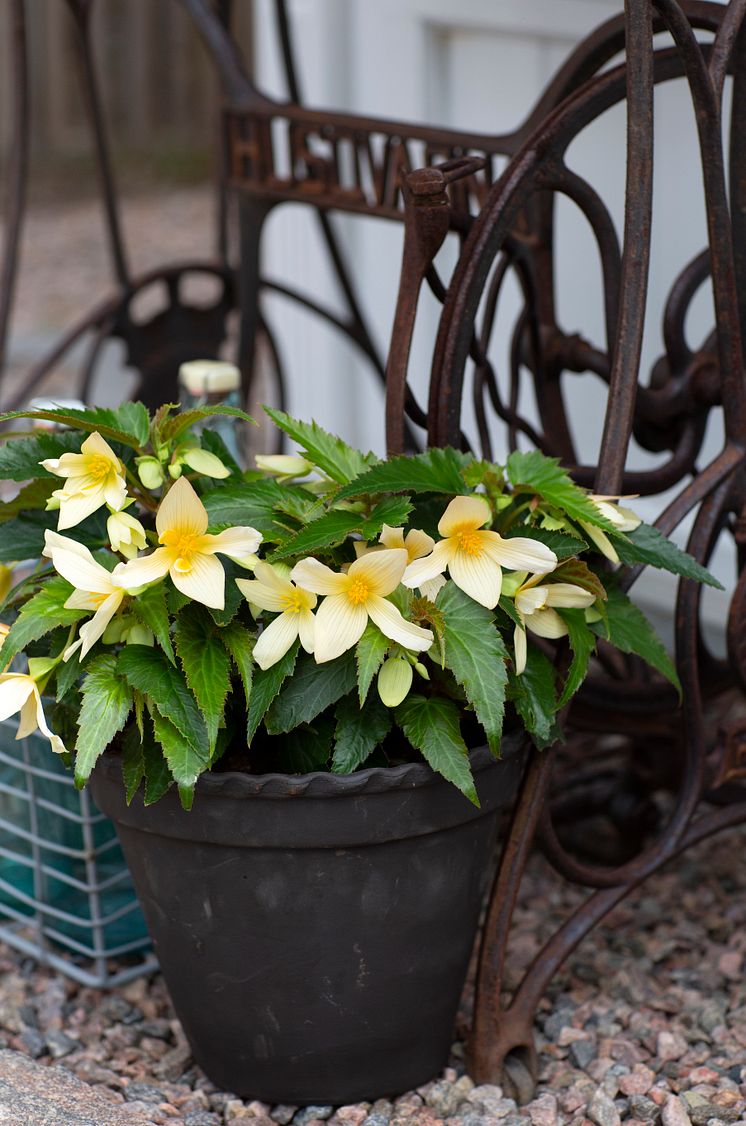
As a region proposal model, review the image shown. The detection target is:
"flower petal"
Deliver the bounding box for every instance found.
[366,595,434,652]
[378,525,406,551]
[56,489,107,530]
[290,558,348,596]
[103,475,128,511]
[77,592,124,659]
[515,585,549,616]
[235,576,288,613]
[438,495,491,536]
[313,594,367,663]
[526,607,567,639]
[0,675,34,722]
[204,526,263,560]
[156,476,208,539]
[401,539,455,589]
[449,551,502,608]
[115,548,172,590]
[298,607,316,654]
[169,552,225,609]
[44,531,115,594]
[513,622,527,675]
[404,527,435,560]
[420,575,446,602]
[581,522,620,564]
[81,431,118,461]
[481,532,557,574]
[348,548,408,596]
[253,611,301,670]
[544,582,596,609]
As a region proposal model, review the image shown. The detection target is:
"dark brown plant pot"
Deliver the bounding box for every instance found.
[90,738,526,1105]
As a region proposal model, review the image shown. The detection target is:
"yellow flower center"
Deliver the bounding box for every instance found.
[282,588,307,614]
[87,455,113,482]
[454,527,483,556]
[347,577,371,605]
[161,530,201,566]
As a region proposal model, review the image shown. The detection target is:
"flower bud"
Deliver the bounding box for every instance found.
[255,454,312,480]
[107,510,147,559]
[414,662,430,680]
[136,457,165,490]
[377,657,413,708]
[180,446,231,479]
[168,461,183,480]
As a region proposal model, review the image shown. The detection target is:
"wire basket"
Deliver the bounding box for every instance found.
[0,718,157,987]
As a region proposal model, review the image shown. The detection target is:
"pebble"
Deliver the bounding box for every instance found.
[274,1108,300,1125]
[294,1107,335,1125]
[662,1097,693,1126]
[657,1034,689,1063]
[44,1028,80,1059]
[587,1088,621,1126]
[630,1096,662,1122]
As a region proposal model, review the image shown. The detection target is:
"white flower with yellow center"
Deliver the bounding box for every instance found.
[236,562,316,669]
[402,495,557,609]
[355,524,445,601]
[581,495,641,564]
[291,549,433,664]
[107,510,147,559]
[43,530,127,661]
[512,572,596,674]
[40,431,127,530]
[0,661,67,755]
[115,476,262,610]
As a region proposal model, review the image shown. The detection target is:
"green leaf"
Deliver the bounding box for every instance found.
[121,723,145,804]
[55,647,83,701]
[161,404,255,445]
[356,621,390,704]
[74,654,133,785]
[593,584,681,691]
[0,478,57,522]
[111,401,150,446]
[118,645,208,751]
[395,694,478,806]
[265,651,356,734]
[207,559,244,626]
[0,430,83,480]
[497,595,523,629]
[142,722,173,805]
[335,447,471,501]
[613,522,724,589]
[1,577,86,666]
[271,509,362,560]
[360,496,414,539]
[219,621,254,709]
[332,694,392,774]
[0,406,146,449]
[173,609,231,752]
[149,708,209,800]
[438,581,508,755]
[264,406,377,484]
[558,607,597,707]
[551,558,608,602]
[506,450,615,529]
[247,639,299,742]
[204,478,309,537]
[131,583,175,663]
[507,526,585,559]
[0,509,57,563]
[200,427,243,477]
[508,645,559,748]
[278,716,334,773]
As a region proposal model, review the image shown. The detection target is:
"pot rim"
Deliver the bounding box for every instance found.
[102,733,526,801]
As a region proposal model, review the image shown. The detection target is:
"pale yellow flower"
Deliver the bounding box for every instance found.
[43,530,127,661]
[291,549,433,664]
[40,431,127,529]
[402,495,557,609]
[177,446,230,479]
[115,476,262,610]
[107,510,147,559]
[355,524,445,601]
[0,668,66,754]
[581,494,641,564]
[255,454,312,480]
[512,573,595,674]
[236,562,317,669]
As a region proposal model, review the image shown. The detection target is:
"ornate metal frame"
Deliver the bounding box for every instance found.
[4,0,746,1104]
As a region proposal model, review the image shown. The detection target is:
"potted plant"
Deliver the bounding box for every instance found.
[0,399,718,1103]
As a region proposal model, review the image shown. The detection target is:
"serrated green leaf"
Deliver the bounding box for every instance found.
[162,404,255,445]
[0,407,145,449]
[356,621,390,704]
[111,401,150,446]
[149,708,209,798]
[613,522,724,589]
[118,645,208,751]
[592,584,681,691]
[74,654,133,785]
[437,582,507,755]
[55,647,83,701]
[360,496,414,539]
[142,722,173,805]
[204,478,308,538]
[264,406,377,484]
[508,645,559,748]
[497,595,523,629]
[247,639,299,742]
[506,450,615,529]
[265,651,356,734]
[271,509,362,560]
[219,621,254,709]
[332,694,392,774]
[0,509,57,563]
[173,609,231,753]
[131,583,175,663]
[335,447,471,501]
[551,558,607,602]
[395,694,478,805]
[507,526,585,559]
[0,430,83,481]
[558,607,597,707]
[1,577,86,666]
[0,478,57,522]
[278,716,335,773]
[121,723,146,804]
[207,559,244,626]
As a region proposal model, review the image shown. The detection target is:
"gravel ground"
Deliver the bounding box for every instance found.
[1,826,746,1126]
